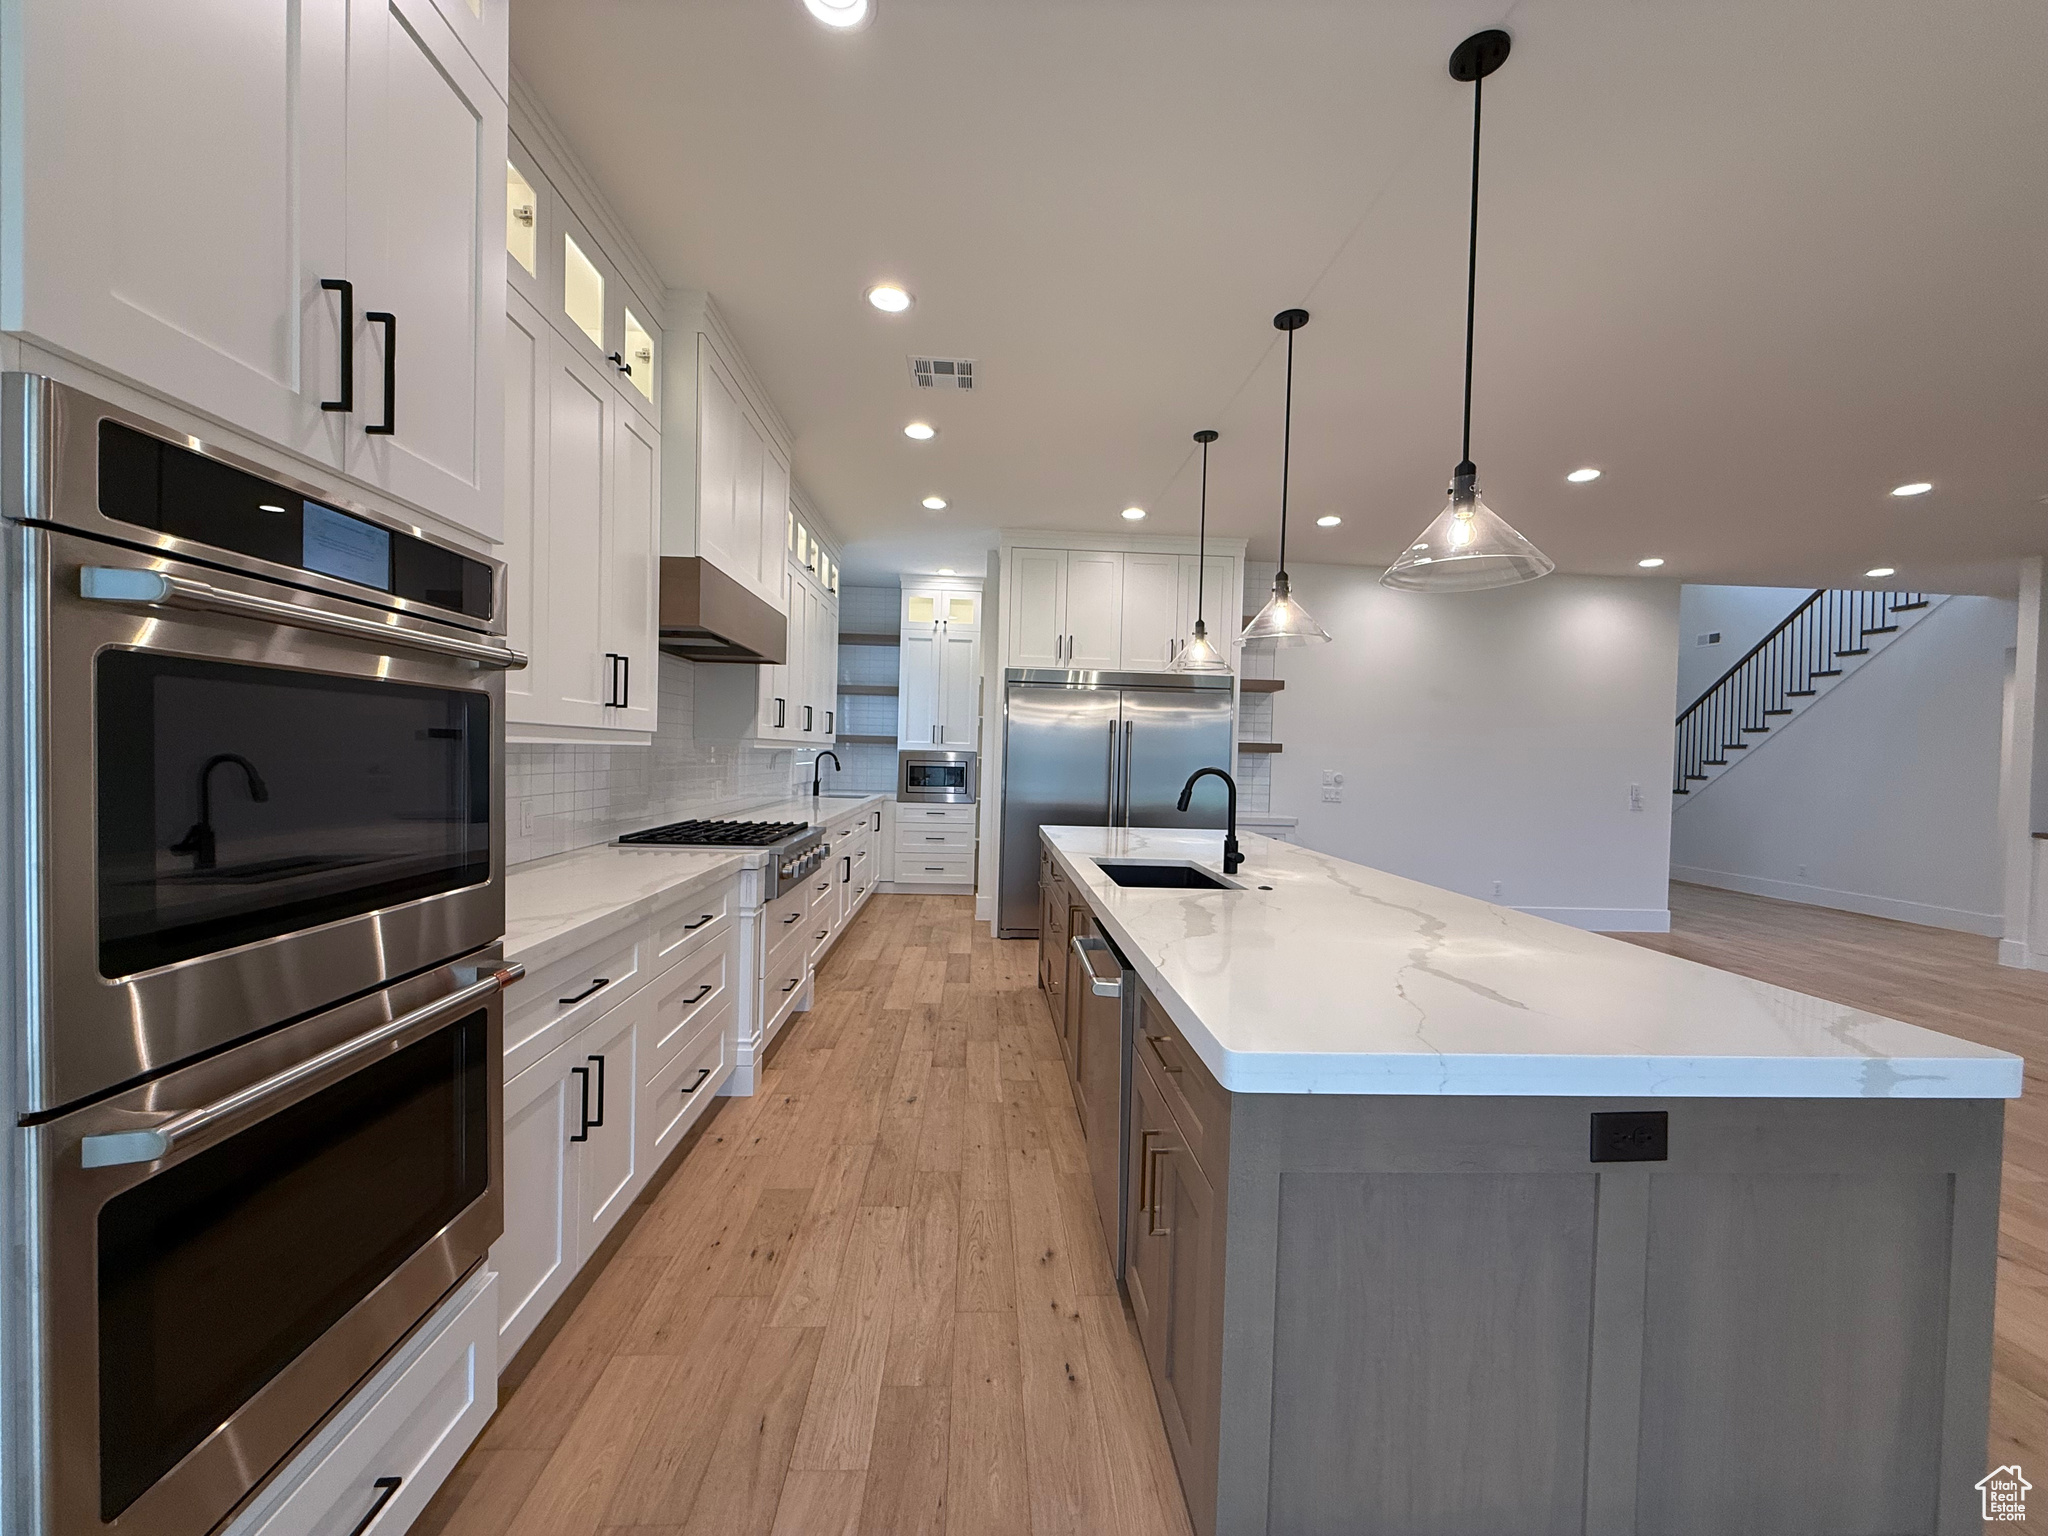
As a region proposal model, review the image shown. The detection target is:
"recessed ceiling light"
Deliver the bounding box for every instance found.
[1316,515,1342,527]
[1567,467,1601,483]
[937,567,955,575]
[1866,566,1896,578]
[1890,482,1932,497]
[903,422,935,440]
[866,284,911,313]
[922,495,947,510]
[1637,557,1664,568]
[1121,507,1146,521]
[801,0,872,30]
[257,503,287,514]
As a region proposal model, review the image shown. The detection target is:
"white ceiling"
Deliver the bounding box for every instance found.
[513,0,2048,596]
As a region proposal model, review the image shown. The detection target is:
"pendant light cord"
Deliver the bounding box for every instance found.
[1278,324,1294,577]
[1459,71,1482,477]
[1196,436,1209,624]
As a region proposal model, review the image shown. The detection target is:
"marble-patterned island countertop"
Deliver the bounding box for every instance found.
[1041,826,2024,1099]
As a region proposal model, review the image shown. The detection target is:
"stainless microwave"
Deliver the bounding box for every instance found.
[899,749,977,804]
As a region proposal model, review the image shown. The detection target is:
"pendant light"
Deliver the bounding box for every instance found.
[1241,309,1332,646]
[1170,429,1232,671]
[1382,30,1554,593]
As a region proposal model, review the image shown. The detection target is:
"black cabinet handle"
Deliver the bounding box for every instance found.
[558,977,610,1006]
[684,983,714,1005]
[825,709,834,734]
[803,705,814,732]
[680,1067,712,1095]
[618,654,630,708]
[780,976,800,993]
[570,1065,590,1142]
[873,811,881,831]
[683,913,714,930]
[842,856,851,883]
[320,279,353,412]
[345,1476,403,1536]
[604,652,629,708]
[364,310,396,435]
[775,697,786,729]
[783,913,801,926]
[607,350,632,376]
[587,1053,606,1128]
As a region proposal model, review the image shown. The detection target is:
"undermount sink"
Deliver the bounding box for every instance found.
[1095,860,1237,890]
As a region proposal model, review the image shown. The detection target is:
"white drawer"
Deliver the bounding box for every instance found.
[643,997,731,1165]
[896,850,975,883]
[225,1273,497,1536]
[764,883,810,949]
[807,906,840,963]
[897,821,976,853]
[650,883,733,975]
[641,936,731,1074]
[506,930,646,1080]
[764,923,810,1007]
[805,865,839,913]
[899,801,976,826]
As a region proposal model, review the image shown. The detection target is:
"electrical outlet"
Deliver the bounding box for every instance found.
[1797,864,1808,878]
[1492,879,1503,899]
[520,799,536,839]
[1321,787,1342,804]
[1321,768,1337,788]
[1628,783,1644,812]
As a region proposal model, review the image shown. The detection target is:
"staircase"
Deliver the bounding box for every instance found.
[1674,588,1948,796]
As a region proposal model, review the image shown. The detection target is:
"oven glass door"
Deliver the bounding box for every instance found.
[94,651,491,979]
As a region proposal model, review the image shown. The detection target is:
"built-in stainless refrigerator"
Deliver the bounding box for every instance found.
[999,668,1235,936]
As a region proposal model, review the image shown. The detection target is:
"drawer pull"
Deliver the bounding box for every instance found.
[923,866,946,872]
[587,1053,607,1128]
[1145,1141,1173,1236]
[926,836,946,841]
[783,913,801,926]
[684,913,715,930]
[781,976,801,994]
[815,929,829,941]
[680,1066,712,1096]
[683,983,714,1005]
[346,1476,404,1536]
[1145,1033,1184,1074]
[558,977,611,1006]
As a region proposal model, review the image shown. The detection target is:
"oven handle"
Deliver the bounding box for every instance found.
[79,964,526,1169]
[78,566,529,671]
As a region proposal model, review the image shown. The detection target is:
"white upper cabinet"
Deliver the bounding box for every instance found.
[1177,554,1239,653]
[501,295,546,725]
[1008,549,1068,669]
[344,0,505,540]
[425,0,508,97]
[3,0,506,544]
[1119,552,1183,670]
[901,579,982,748]
[1065,552,1124,669]
[1004,545,1243,674]
[604,405,660,733]
[505,136,548,312]
[2,0,352,473]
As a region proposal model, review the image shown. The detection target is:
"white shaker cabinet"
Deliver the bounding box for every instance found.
[687,337,787,610]
[2,0,506,542]
[900,579,983,749]
[496,1033,584,1359]
[604,404,661,733]
[1008,549,1123,670]
[1066,552,1124,668]
[1119,551,1183,670]
[1008,549,1069,668]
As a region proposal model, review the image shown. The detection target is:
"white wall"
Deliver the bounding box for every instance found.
[1675,584,1810,708]
[1266,565,1681,932]
[1671,594,2015,935]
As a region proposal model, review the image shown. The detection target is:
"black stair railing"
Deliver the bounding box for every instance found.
[1673,589,1930,793]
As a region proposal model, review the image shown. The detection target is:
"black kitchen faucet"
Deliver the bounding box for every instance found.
[1177,766,1242,874]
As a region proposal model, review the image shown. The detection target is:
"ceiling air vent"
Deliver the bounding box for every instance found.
[909,356,976,391]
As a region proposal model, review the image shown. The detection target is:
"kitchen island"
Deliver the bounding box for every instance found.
[1039,826,2022,1536]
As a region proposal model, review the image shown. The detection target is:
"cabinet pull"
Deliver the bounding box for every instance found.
[803,704,814,732]
[680,1067,712,1095]
[364,310,396,435]
[1136,1128,1158,1218]
[320,279,354,412]
[826,709,834,734]
[1145,1032,1184,1075]
[683,983,714,1005]
[926,835,946,841]
[780,976,801,993]
[842,855,851,882]
[1145,1141,1173,1236]
[607,350,632,377]
[344,1476,404,1536]
[586,1053,606,1128]
[684,913,715,930]
[775,698,786,729]
[873,811,881,831]
[570,1065,591,1142]
[923,866,945,872]
[558,977,611,1006]
[783,913,801,925]
[815,929,828,941]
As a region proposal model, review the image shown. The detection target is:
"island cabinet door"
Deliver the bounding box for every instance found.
[1127,1059,1223,1536]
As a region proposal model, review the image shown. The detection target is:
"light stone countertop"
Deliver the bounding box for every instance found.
[503,794,890,971]
[1042,826,2024,1099]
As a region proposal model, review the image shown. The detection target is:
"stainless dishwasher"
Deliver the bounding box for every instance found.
[1069,909,1135,1279]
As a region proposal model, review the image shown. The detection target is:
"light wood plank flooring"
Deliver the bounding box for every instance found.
[415,893,1194,1536]
[1622,881,2048,1474]
[419,881,2048,1536]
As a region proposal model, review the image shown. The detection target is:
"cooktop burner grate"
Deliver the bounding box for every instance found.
[616,819,811,848]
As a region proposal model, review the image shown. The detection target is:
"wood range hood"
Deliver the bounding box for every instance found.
[657,557,786,665]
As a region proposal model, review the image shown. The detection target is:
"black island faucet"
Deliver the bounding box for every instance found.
[811,750,842,797]
[1177,766,1242,874]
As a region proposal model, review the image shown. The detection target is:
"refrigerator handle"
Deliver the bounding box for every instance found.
[1107,718,1120,822]
[1122,719,1134,827]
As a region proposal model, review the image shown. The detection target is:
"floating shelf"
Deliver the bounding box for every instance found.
[839,632,899,647]
[836,733,897,746]
[1237,741,1283,755]
[1240,678,1284,694]
[837,683,899,696]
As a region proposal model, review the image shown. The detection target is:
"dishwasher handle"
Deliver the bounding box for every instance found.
[1071,935,1124,997]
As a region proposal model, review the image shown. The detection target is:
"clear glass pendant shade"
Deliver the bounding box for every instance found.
[1381,475,1554,592]
[1239,571,1332,647]
[1169,619,1232,671]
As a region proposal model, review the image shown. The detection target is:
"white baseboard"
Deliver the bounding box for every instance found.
[1516,906,1671,934]
[1672,865,2003,937]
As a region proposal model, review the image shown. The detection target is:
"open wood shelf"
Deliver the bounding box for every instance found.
[839,632,899,647]
[835,733,897,746]
[1237,741,1283,754]
[1240,678,1284,693]
[837,683,899,695]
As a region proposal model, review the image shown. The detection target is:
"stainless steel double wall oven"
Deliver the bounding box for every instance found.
[3,376,524,1536]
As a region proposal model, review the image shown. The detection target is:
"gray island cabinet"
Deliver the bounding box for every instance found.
[1038,826,2022,1536]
